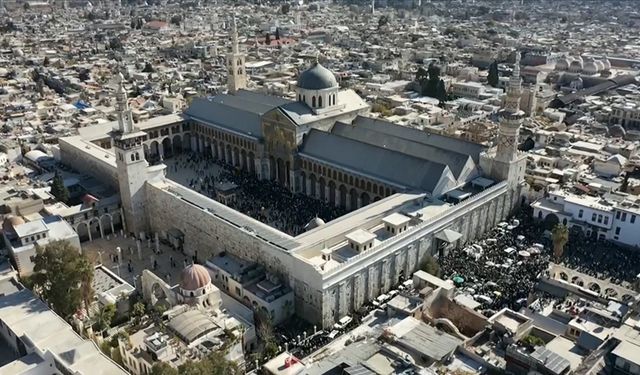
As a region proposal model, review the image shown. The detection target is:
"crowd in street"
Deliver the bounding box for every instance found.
[439,209,551,315]
[169,152,345,236]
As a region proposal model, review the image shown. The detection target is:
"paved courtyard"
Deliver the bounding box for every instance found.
[82,231,192,288]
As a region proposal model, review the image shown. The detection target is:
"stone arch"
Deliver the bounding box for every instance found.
[544,213,560,229]
[100,213,114,236]
[226,144,233,164]
[604,288,618,298]
[328,180,336,205]
[149,140,159,159]
[248,152,256,174]
[162,137,173,158]
[361,192,371,207]
[349,188,358,210]
[309,174,317,197]
[319,177,326,201]
[233,147,240,167]
[143,143,150,161]
[75,221,90,242]
[173,134,183,154]
[182,132,191,151]
[269,156,276,180]
[312,96,316,108]
[571,276,584,287]
[300,171,307,194]
[622,294,634,303]
[240,149,247,170]
[587,282,601,294]
[89,217,102,239]
[318,96,323,107]
[339,185,347,208]
[559,271,569,281]
[151,283,170,309]
[277,158,286,185]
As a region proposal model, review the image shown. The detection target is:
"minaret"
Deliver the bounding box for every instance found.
[110,72,150,238]
[372,0,375,14]
[487,51,526,188]
[226,15,247,94]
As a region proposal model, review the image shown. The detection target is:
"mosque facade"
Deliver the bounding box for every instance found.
[58,31,527,327]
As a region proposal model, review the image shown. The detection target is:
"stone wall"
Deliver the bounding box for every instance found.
[59,136,118,189]
[315,183,518,327]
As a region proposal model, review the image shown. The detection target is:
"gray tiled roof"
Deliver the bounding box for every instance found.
[351,116,486,163]
[331,121,474,180]
[184,97,264,138]
[299,129,451,193]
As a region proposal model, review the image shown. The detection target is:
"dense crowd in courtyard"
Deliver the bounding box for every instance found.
[439,209,551,315]
[169,152,346,236]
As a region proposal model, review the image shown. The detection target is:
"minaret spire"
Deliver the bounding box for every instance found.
[115,72,135,134]
[504,52,522,114]
[227,14,247,93]
[231,15,239,55]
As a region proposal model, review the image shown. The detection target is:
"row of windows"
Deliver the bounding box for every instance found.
[615,210,636,223]
[298,94,337,108]
[146,124,182,139]
[590,213,609,225]
[301,159,394,196]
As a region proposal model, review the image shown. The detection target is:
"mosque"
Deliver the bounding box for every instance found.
[58,20,527,328]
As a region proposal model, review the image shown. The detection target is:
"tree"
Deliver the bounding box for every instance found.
[552,224,569,260]
[50,170,70,204]
[29,240,94,320]
[94,303,116,333]
[265,33,271,45]
[280,3,290,14]
[43,56,50,66]
[151,362,178,375]
[170,15,181,26]
[275,27,280,41]
[79,69,91,82]
[487,60,499,87]
[378,15,389,29]
[421,255,440,277]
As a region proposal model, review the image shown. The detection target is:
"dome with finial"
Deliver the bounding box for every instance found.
[180,264,211,291]
[569,59,583,73]
[556,57,570,71]
[297,61,338,91]
[602,56,611,71]
[583,59,598,75]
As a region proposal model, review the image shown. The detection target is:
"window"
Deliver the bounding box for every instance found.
[615,227,621,235]
[318,96,323,107]
[578,209,583,218]
[632,215,636,224]
[604,216,609,225]
[622,212,627,221]
[616,211,621,219]
[598,215,603,223]
[592,213,597,221]
[312,96,316,108]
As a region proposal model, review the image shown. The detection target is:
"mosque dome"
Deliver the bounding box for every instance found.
[180,264,211,291]
[3,215,25,228]
[583,60,598,75]
[595,60,605,72]
[297,62,338,90]
[569,59,583,73]
[602,56,611,71]
[555,58,570,71]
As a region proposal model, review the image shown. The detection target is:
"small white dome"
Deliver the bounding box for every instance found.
[583,61,598,75]
[556,58,570,71]
[569,59,583,73]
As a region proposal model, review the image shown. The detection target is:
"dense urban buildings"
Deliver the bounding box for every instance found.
[1,0,640,374]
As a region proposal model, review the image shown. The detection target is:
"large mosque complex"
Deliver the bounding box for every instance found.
[57,21,527,328]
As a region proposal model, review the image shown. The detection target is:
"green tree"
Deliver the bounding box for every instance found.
[265,33,271,45]
[131,301,146,322]
[275,27,280,40]
[421,255,440,277]
[43,56,50,66]
[552,224,569,260]
[95,303,116,333]
[50,170,70,204]
[151,362,179,375]
[29,240,94,320]
[142,62,155,73]
[487,60,499,87]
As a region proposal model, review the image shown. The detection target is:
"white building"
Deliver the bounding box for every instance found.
[532,190,640,246]
[2,215,80,275]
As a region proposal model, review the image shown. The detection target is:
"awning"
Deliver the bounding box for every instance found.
[435,229,462,243]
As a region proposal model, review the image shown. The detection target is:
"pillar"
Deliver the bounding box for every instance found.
[357,197,362,209]
[306,178,312,197]
[190,135,198,151]
[158,143,164,160]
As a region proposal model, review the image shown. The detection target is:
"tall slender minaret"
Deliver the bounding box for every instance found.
[110,73,149,237]
[486,51,526,188]
[371,0,375,14]
[226,15,247,94]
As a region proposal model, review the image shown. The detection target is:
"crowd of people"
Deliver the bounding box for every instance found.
[559,229,640,287]
[439,209,551,315]
[169,152,346,236]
